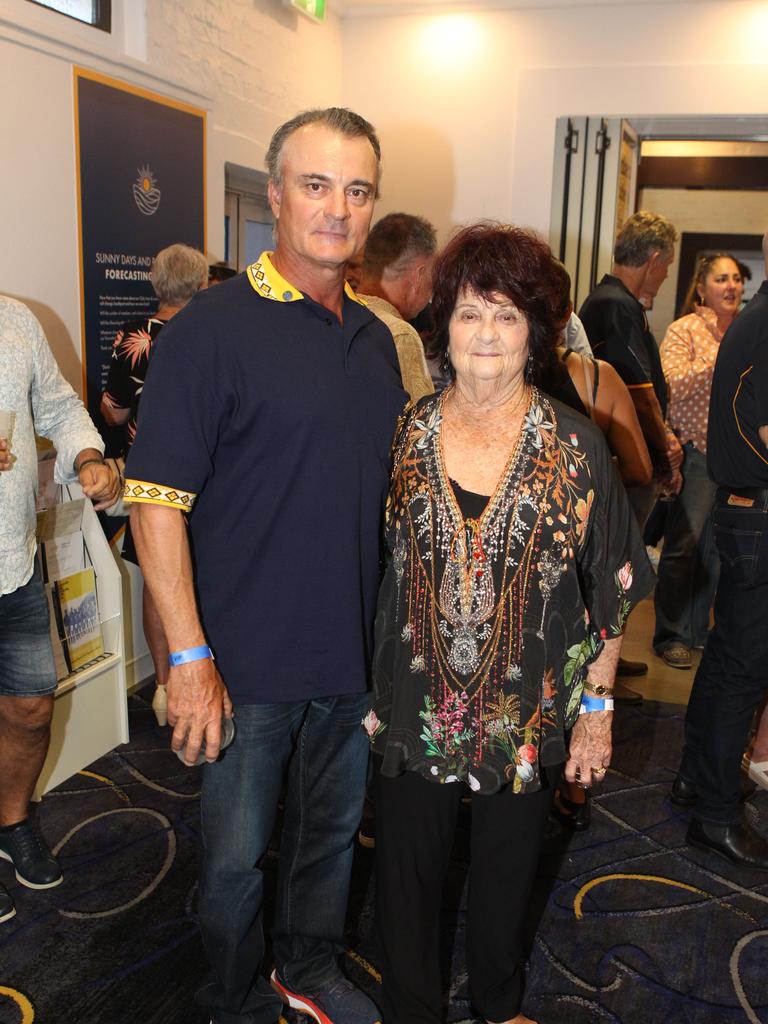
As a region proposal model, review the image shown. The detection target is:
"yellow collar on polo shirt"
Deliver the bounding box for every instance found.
[247,251,366,305]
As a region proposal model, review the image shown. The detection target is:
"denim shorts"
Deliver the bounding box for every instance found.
[0,564,58,697]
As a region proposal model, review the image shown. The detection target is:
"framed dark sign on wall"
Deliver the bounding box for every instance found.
[74,68,206,421]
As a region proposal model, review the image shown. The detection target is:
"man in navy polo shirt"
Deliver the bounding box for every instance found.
[125,108,405,1024]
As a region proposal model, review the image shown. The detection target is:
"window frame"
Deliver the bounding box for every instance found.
[26,0,111,33]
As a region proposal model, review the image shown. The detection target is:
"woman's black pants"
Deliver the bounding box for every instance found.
[373,758,559,1024]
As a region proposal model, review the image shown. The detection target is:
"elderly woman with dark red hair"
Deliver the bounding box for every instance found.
[365,223,654,1024]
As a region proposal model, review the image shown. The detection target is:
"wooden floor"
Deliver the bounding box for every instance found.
[620,594,698,705]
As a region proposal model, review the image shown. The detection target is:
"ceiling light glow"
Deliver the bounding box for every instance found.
[419,15,482,70]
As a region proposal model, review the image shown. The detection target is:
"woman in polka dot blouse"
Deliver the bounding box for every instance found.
[653,253,744,669]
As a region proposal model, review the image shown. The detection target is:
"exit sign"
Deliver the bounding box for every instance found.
[287,0,326,22]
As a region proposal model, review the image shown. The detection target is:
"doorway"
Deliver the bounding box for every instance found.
[549,115,768,335]
[224,162,274,271]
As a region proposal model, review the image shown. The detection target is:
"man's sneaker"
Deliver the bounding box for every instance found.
[270,969,382,1024]
[0,819,62,889]
[0,881,15,923]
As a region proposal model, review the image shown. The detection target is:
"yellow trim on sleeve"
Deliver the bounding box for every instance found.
[626,381,655,390]
[124,479,197,511]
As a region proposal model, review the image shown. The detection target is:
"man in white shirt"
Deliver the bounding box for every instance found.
[0,296,120,924]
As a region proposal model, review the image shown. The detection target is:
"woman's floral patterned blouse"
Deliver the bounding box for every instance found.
[365,388,654,795]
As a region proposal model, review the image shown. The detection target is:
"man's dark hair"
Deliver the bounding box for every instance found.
[363,213,436,277]
[265,107,381,194]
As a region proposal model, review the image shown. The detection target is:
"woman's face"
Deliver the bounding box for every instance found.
[448,288,530,389]
[699,258,744,320]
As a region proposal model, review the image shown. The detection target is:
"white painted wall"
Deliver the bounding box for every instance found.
[0,0,343,686]
[342,1,768,242]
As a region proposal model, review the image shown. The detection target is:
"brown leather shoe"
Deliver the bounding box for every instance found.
[616,657,648,677]
[660,644,692,670]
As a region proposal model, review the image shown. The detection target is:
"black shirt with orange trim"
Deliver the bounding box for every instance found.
[707,279,768,489]
[124,252,407,704]
[578,273,668,420]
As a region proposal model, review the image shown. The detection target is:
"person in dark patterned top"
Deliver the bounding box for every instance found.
[101,244,208,456]
[368,224,654,1024]
[100,243,207,725]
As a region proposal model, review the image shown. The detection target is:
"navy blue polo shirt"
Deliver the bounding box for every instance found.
[125,252,407,704]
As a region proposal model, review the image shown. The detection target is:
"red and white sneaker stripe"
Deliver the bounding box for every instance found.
[270,970,333,1024]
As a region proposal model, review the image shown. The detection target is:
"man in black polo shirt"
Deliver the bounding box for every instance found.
[579,211,683,693]
[579,210,683,526]
[125,109,404,1024]
[671,230,768,870]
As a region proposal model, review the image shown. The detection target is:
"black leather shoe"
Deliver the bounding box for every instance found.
[670,775,697,808]
[616,657,648,678]
[0,881,15,924]
[0,819,62,889]
[670,775,756,809]
[687,817,768,870]
[613,680,644,705]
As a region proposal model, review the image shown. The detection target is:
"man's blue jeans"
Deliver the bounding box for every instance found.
[678,487,768,824]
[195,693,370,1024]
[654,444,718,652]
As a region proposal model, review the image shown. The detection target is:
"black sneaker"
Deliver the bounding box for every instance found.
[0,819,62,889]
[0,881,15,923]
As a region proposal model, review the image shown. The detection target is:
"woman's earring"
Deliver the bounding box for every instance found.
[441,351,452,376]
[525,352,535,383]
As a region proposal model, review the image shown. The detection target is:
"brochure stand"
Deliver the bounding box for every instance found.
[34,493,128,798]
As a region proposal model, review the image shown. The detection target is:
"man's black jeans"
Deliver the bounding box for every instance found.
[679,486,768,824]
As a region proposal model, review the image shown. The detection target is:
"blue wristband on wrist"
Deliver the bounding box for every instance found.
[579,694,614,713]
[168,644,213,667]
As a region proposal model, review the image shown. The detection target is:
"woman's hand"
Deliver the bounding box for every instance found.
[565,709,612,789]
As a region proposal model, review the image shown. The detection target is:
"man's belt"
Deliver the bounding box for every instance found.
[716,485,768,508]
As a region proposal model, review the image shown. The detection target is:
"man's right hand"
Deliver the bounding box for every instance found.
[167,657,234,765]
[0,439,13,471]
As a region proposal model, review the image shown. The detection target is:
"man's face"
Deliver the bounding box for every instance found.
[643,247,675,299]
[268,124,378,275]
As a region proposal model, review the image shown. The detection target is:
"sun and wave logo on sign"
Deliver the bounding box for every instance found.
[133,165,161,216]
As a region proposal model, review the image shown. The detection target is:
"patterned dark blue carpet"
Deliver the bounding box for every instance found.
[1,689,767,1024]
